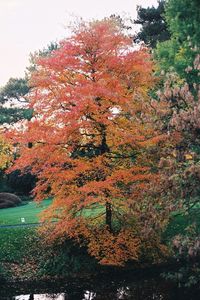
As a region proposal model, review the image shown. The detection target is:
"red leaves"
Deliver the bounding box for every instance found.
[9,20,168,265]
[86,227,141,266]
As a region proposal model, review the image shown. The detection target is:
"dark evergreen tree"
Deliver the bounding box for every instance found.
[27,41,59,74]
[0,43,58,126]
[0,77,29,104]
[134,0,170,48]
[0,77,32,125]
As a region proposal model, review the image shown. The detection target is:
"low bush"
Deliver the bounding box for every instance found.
[0,193,21,209]
[0,201,16,209]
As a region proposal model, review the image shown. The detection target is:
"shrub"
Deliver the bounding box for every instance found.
[0,193,21,209]
[7,170,36,196]
[0,201,16,209]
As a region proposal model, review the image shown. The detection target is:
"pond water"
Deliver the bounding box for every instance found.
[0,273,199,300]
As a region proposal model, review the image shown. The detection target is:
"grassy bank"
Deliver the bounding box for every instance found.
[0,227,36,262]
[0,199,52,225]
[164,208,200,240]
[0,226,99,281]
[0,201,199,281]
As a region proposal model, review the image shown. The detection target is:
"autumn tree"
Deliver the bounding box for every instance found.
[0,135,14,193]
[0,136,13,170]
[10,20,169,265]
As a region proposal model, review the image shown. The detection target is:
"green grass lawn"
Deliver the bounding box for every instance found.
[164,208,200,240]
[0,201,199,271]
[0,227,36,262]
[0,199,52,225]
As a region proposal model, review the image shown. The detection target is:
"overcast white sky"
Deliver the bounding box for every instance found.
[0,0,158,86]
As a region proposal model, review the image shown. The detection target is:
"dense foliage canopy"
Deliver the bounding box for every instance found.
[9,20,171,265]
[156,0,200,84]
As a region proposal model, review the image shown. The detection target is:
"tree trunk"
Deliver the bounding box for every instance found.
[106,202,112,232]
[99,124,109,155]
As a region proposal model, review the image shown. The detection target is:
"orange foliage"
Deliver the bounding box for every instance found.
[9,20,168,265]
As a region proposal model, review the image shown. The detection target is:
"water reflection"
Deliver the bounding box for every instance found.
[1,275,199,300]
[15,295,65,300]
[15,293,98,300]
[15,290,164,300]
[15,294,96,300]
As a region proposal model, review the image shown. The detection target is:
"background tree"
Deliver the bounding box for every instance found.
[0,136,13,170]
[0,43,58,195]
[0,77,32,125]
[134,0,170,48]
[0,43,58,126]
[0,77,29,104]
[155,0,200,84]
[10,20,170,265]
[154,54,200,214]
[27,42,58,74]
[0,77,34,194]
[0,135,14,193]
[154,56,200,287]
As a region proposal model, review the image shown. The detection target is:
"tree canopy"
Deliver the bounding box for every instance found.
[0,43,58,126]
[9,20,169,265]
[0,77,29,105]
[156,0,200,84]
[0,77,32,125]
[134,0,170,48]
[0,136,13,170]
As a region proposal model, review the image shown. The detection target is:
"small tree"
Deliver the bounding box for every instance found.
[10,20,169,265]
